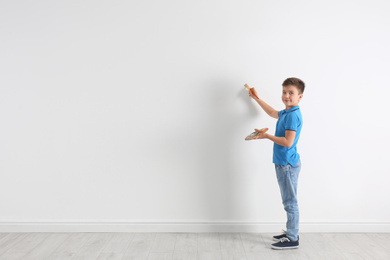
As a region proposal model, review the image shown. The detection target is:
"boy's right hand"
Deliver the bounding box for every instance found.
[249,87,259,100]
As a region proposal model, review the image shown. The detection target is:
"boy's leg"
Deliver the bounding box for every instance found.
[275,160,301,241]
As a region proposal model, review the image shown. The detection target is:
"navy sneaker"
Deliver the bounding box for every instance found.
[271,237,299,250]
[272,230,287,241]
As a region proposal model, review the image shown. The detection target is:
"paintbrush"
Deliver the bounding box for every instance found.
[244,84,259,99]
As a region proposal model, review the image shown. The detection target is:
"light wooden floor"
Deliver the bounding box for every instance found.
[0,232,389,260]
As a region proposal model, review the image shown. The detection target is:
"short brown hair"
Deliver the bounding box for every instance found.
[282,77,305,94]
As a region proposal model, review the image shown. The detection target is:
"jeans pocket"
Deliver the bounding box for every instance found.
[292,160,301,169]
[289,163,301,185]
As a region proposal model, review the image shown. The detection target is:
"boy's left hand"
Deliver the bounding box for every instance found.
[254,129,268,139]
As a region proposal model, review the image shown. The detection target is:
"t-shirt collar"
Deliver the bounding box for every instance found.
[280,106,299,115]
[285,105,300,112]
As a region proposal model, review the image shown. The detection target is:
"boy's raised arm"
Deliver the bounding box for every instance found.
[249,88,279,119]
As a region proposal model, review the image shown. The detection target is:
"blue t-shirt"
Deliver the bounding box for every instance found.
[273,106,302,166]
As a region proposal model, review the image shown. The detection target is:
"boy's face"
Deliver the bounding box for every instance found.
[282,85,303,109]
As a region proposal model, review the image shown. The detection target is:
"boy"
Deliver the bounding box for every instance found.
[249,77,305,250]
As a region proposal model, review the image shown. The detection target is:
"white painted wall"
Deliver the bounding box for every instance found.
[1,0,389,231]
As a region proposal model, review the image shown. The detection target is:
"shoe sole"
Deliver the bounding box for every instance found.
[271,245,299,250]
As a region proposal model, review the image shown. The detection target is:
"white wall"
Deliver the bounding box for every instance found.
[1,0,390,232]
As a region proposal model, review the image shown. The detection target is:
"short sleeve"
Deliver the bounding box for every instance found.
[285,113,299,131]
[278,110,284,118]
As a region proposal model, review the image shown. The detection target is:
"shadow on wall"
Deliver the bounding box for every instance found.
[196,79,261,227]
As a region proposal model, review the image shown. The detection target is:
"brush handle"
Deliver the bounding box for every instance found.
[250,89,259,99]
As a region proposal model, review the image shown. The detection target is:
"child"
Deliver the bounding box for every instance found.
[249,77,305,250]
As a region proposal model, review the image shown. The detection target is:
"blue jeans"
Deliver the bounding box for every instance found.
[275,160,301,241]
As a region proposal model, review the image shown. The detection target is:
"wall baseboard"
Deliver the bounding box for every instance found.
[0,221,389,233]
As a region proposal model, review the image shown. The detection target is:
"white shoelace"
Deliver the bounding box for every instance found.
[280,237,291,243]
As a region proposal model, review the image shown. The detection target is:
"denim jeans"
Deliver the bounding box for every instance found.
[275,160,301,241]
